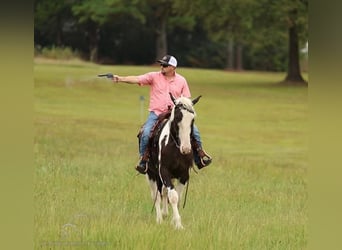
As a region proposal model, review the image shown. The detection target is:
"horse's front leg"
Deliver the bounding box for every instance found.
[167,187,183,229]
[159,166,184,229]
[175,181,185,208]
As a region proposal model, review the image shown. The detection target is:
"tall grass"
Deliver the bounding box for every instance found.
[34,59,308,249]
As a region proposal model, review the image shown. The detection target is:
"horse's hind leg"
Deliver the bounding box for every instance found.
[147,176,162,224]
[161,186,169,218]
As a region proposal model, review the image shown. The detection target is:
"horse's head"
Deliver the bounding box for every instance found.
[169,93,202,155]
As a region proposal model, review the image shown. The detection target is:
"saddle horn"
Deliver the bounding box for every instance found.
[192,95,202,105]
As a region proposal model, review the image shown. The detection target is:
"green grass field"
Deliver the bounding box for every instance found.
[34,59,308,249]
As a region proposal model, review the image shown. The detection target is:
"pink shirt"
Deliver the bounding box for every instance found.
[137,72,191,115]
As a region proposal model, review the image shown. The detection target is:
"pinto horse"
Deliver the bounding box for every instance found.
[145,93,201,229]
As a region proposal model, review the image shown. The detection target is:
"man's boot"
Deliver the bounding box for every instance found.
[135,150,149,174]
[192,139,212,169]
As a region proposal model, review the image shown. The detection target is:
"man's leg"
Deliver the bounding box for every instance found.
[136,111,159,174]
[192,124,212,169]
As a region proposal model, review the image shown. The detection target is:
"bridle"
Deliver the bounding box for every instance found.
[170,132,180,148]
[176,103,195,114]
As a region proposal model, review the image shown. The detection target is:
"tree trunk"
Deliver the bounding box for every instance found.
[56,16,63,46]
[88,26,100,63]
[155,17,167,61]
[90,46,98,63]
[283,23,307,85]
[236,43,243,71]
[226,38,234,70]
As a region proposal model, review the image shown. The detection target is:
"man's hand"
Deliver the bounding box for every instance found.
[113,75,120,83]
[110,75,139,84]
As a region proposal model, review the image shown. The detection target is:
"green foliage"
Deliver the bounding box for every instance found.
[37,46,80,60]
[34,0,72,27]
[34,60,308,249]
[244,29,288,71]
[72,0,146,25]
[168,16,196,32]
[34,0,308,71]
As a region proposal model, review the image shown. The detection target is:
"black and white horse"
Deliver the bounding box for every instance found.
[146,93,201,229]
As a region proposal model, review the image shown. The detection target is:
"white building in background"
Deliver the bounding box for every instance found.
[301,41,308,55]
[300,41,308,72]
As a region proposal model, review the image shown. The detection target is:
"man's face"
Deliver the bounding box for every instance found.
[160,63,174,75]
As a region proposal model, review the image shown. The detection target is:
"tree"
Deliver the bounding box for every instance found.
[34,0,308,73]
[34,0,74,47]
[145,0,172,60]
[252,0,308,84]
[71,0,146,62]
[283,0,308,85]
[144,0,196,62]
[173,0,257,70]
[174,0,308,78]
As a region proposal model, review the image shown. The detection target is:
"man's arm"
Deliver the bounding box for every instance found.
[113,75,139,84]
[182,79,191,98]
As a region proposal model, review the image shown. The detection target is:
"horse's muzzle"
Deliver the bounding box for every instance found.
[180,145,192,155]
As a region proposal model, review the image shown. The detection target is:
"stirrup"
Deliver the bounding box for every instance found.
[198,150,212,169]
[135,160,148,174]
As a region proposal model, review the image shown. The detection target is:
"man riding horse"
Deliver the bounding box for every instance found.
[112,55,212,174]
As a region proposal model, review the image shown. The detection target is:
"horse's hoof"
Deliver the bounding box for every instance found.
[175,224,184,230]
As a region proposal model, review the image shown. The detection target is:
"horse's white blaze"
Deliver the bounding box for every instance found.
[178,109,194,154]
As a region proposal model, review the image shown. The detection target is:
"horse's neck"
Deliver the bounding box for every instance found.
[168,119,178,138]
[157,119,177,144]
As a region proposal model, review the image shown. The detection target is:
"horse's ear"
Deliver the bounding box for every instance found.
[169,92,176,104]
[192,95,202,105]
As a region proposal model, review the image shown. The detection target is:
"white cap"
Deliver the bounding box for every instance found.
[157,55,178,67]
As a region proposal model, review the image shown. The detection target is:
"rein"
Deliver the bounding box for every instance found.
[182,179,189,209]
[170,131,180,148]
[151,180,190,211]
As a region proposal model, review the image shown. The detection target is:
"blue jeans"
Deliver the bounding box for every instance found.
[139,112,159,156]
[139,111,202,156]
